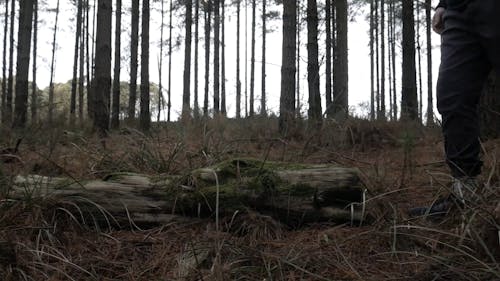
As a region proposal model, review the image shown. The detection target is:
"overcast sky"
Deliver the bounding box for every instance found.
[16,0,441,120]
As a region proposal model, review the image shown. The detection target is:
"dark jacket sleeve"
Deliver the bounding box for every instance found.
[437,0,447,9]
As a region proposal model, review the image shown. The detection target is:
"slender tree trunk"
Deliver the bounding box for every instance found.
[70,0,83,126]
[387,0,393,120]
[380,0,385,120]
[203,0,211,118]
[325,0,332,118]
[369,0,374,120]
[236,0,241,118]
[401,0,418,120]
[249,0,256,117]
[194,0,199,118]
[48,0,60,125]
[374,0,379,117]
[93,0,112,134]
[1,0,8,124]
[128,0,139,120]
[31,0,38,124]
[140,0,151,131]
[391,0,397,120]
[78,1,85,125]
[333,0,348,120]
[260,0,266,116]
[279,0,297,135]
[6,0,15,124]
[168,0,173,121]
[182,0,192,119]
[221,0,226,116]
[111,0,121,129]
[13,0,34,128]
[306,0,322,127]
[416,0,423,122]
[213,0,220,114]
[86,0,91,119]
[425,0,434,125]
[244,0,248,117]
[158,0,165,123]
[296,0,301,117]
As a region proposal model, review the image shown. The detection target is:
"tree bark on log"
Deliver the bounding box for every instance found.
[7,159,367,228]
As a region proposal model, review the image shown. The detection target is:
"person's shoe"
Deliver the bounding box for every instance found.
[408,177,479,218]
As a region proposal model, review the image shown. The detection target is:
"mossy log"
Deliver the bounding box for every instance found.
[6,158,367,227]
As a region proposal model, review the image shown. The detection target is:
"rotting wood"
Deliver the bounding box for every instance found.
[5,158,368,228]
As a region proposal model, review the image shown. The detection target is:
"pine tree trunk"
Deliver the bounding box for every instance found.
[369,0,374,120]
[182,0,192,120]
[213,0,220,115]
[78,3,85,125]
[48,0,60,125]
[296,0,301,117]
[244,0,248,117]
[12,0,34,128]
[168,0,173,121]
[380,0,385,120]
[93,0,112,135]
[325,0,333,118]
[128,0,139,121]
[221,0,226,116]
[333,0,348,121]
[279,0,297,135]
[6,0,15,124]
[387,0,393,120]
[260,0,266,116]
[194,0,199,118]
[249,0,256,117]
[416,0,423,122]
[31,0,38,125]
[236,0,241,119]
[374,0,379,117]
[70,0,83,126]
[203,0,211,118]
[1,0,7,124]
[401,0,418,120]
[391,0,397,120]
[158,0,165,123]
[425,0,434,125]
[111,0,121,129]
[306,0,322,127]
[140,0,150,131]
[85,0,91,120]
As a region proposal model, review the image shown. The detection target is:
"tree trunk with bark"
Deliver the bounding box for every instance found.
[279,0,297,135]
[401,0,418,120]
[111,0,121,129]
[333,0,348,121]
[70,0,83,126]
[325,0,333,118]
[370,0,374,120]
[140,0,151,131]
[128,0,140,121]
[307,0,322,127]
[236,0,241,119]
[213,0,220,115]
[48,0,60,125]
[203,0,211,118]
[9,159,368,227]
[1,0,7,124]
[12,0,34,128]
[93,0,112,135]
[182,0,192,120]
[260,0,266,116]
[31,0,38,125]
[5,0,15,124]
[425,0,434,125]
[380,0,385,120]
[221,0,226,116]
[168,0,173,121]
[249,0,256,117]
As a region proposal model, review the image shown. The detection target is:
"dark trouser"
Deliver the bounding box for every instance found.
[437,0,500,178]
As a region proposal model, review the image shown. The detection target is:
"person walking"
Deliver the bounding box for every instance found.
[410,0,500,216]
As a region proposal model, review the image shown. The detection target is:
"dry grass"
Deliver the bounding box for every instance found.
[0,118,499,280]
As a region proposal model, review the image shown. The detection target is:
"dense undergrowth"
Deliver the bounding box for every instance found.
[0,117,499,280]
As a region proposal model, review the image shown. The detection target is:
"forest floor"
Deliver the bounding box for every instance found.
[0,117,499,281]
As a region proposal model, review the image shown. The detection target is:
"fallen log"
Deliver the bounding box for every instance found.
[5,158,368,227]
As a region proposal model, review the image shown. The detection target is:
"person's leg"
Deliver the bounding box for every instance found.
[437,8,491,179]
